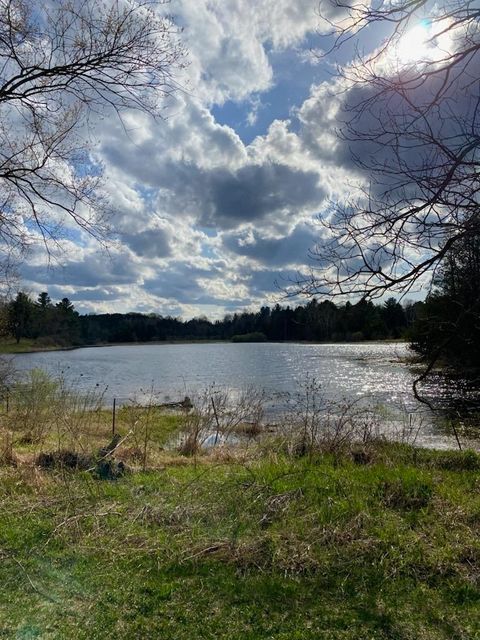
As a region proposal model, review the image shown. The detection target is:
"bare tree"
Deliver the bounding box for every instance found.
[0,0,185,279]
[296,0,480,300]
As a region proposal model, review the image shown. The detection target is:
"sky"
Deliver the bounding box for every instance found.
[18,0,416,318]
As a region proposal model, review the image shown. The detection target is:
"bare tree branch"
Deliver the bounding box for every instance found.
[0,0,186,281]
[296,0,480,300]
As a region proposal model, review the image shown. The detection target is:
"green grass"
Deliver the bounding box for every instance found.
[0,337,38,353]
[0,337,63,353]
[1,443,480,639]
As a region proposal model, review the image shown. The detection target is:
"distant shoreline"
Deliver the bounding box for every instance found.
[1,337,408,355]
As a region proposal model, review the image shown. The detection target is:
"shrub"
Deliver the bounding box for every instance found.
[9,369,59,443]
[36,449,93,470]
[231,332,267,343]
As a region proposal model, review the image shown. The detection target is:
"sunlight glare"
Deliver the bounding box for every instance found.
[396,23,432,64]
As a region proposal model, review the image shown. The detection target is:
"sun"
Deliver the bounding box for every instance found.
[382,19,454,70]
[396,23,433,64]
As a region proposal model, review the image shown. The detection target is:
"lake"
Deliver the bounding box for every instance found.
[8,341,476,449]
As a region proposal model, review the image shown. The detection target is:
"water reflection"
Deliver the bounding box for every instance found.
[8,341,480,449]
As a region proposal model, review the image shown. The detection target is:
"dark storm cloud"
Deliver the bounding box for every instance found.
[156,161,325,229]
[301,50,480,186]
[121,227,172,259]
[238,266,298,297]
[145,276,213,305]
[204,163,323,227]
[222,223,320,266]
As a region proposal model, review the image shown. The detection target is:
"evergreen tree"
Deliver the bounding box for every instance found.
[410,234,480,370]
[8,292,34,343]
[37,292,52,309]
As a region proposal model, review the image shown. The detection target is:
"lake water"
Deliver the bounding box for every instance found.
[8,342,477,449]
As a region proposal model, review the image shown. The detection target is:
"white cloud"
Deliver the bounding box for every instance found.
[21,0,370,317]
[173,0,331,104]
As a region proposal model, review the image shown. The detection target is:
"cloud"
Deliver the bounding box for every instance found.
[20,1,373,318]
[121,227,172,259]
[100,98,245,170]
[144,260,248,306]
[246,95,264,127]
[222,222,322,267]
[193,162,325,228]
[101,123,327,232]
[46,285,125,303]
[172,0,338,104]
[239,266,298,299]
[21,250,142,288]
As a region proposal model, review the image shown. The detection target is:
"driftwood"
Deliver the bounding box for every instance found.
[158,396,193,410]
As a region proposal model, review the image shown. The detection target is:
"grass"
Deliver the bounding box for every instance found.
[1,437,480,638]
[0,373,479,638]
[0,337,65,354]
[0,337,40,354]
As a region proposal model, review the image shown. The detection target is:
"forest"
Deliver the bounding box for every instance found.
[3,292,414,347]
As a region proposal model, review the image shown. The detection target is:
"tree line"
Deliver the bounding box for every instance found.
[4,227,478,379]
[3,228,478,380]
[1,292,416,347]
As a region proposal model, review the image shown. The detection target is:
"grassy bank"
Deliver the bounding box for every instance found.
[1,402,480,638]
[0,337,65,354]
[0,338,245,354]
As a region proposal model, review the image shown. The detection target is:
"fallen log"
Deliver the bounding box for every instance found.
[158,396,193,410]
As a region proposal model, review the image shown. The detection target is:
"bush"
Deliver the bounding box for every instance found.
[10,369,59,443]
[231,332,267,343]
[36,449,93,470]
[34,335,60,348]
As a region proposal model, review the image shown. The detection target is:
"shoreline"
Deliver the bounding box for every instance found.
[1,337,408,355]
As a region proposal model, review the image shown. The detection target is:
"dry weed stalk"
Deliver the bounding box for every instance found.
[50,378,107,452]
[122,386,159,470]
[178,385,266,456]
